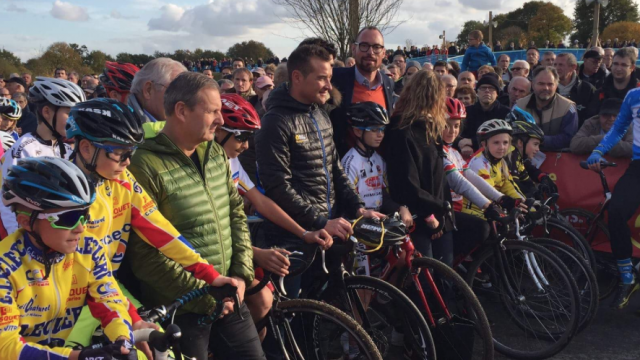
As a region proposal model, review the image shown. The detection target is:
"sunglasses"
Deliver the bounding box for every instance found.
[92,142,137,163]
[356,126,386,134]
[18,208,90,230]
[233,132,253,143]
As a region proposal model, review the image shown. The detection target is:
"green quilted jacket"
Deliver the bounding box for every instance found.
[125,121,253,315]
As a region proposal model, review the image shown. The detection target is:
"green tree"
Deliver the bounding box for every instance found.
[84,50,115,74]
[456,21,487,46]
[0,49,22,67]
[494,1,546,34]
[527,3,573,45]
[496,26,526,48]
[226,40,275,62]
[571,0,640,43]
[27,42,91,76]
[69,43,89,58]
[115,53,154,65]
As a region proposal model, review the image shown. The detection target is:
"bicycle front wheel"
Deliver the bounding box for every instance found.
[402,257,494,360]
[273,299,382,360]
[466,240,580,360]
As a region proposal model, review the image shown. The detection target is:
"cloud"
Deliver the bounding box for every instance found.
[7,4,27,13]
[458,0,506,11]
[110,9,138,20]
[50,1,90,22]
[148,0,284,37]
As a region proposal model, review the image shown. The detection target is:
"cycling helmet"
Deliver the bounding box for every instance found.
[100,61,140,92]
[3,157,95,211]
[476,119,512,143]
[67,98,144,146]
[29,76,86,107]
[512,121,544,141]
[0,131,16,152]
[505,106,536,125]
[0,98,22,120]
[347,102,390,127]
[445,98,466,120]
[220,94,261,132]
[352,216,407,252]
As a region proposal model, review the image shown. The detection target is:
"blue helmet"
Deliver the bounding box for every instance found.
[506,106,536,125]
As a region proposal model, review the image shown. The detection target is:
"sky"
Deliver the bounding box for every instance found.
[0,0,630,62]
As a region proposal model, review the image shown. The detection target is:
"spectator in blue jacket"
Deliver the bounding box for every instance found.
[461,30,497,73]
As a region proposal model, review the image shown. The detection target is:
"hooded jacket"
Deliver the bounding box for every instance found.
[123,122,253,314]
[255,83,363,242]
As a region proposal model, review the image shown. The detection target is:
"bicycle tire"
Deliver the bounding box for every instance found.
[402,257,494,360]
[340,275,437,360]
[560,207,618,299]
[275,299,383,360]
[528,238,599,334]
[531,217,596,273]
[465,240,580,360]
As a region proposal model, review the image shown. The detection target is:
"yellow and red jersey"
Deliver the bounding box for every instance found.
[0,229,133,360]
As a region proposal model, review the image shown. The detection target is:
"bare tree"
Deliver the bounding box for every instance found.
[272,0,405,60]
[405,39,415,49]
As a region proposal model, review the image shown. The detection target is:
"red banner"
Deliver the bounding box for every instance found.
[540,152,640,257]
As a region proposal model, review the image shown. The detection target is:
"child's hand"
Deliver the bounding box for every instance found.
[399,206,413,228]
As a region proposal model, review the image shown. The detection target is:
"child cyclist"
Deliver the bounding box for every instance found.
[505,107,558,198]
[0,77,86,235]
[214,93,332,338]
[463,119,527,219]
[0,157,134,360]
[0,98,21,140]
[442,98,506,255]
[64,98,237,356]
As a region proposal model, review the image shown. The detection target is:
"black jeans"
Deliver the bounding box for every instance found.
[413,230,454,267]
[452,211,491,258]
[170,302,266,360]
[608,160,640,260]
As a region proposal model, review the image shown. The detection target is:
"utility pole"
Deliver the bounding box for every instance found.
[592,2,600,47]
[488,11,493,49]
[442,31,446,50]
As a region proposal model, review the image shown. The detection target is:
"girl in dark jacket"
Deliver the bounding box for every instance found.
[384,70,455,265]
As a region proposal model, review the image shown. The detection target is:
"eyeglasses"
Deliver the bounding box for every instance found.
[511,67,524,72]
[92,142,137,163]
[355,42,385,54]
[17,208,90,230]
[355,126,386,133]
[477,86,496,93]
[152,81,168,89]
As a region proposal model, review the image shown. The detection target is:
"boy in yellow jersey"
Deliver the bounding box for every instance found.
[463,119,527,218]
[64,98,237,355]
[0,157,134,360]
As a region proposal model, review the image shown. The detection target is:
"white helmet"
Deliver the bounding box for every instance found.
[0,131,15,152]
[477,119,512,143]
[28,76,86,107]
[0,98,22,121]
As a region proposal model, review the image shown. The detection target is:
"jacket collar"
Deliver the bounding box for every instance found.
[128,94,155,123]
[354,66,382,90]
[526,93,557,111]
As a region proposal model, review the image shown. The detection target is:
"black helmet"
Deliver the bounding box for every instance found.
[352,216,406,249]
[3,157,95,211]
[512,121,544,142]
[66,98,144,146]
[347,102,389,128]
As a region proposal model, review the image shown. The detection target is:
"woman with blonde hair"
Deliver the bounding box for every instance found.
[384,69,455,265]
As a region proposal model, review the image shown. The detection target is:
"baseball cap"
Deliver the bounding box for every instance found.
[583,50,603,60]
[599,98,622,116]
[255,76,274,89]
[5,77,27,89]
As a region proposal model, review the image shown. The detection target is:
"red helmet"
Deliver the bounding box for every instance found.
[100,61,140,93]
[220,94,261,132]
[445,97,466,120]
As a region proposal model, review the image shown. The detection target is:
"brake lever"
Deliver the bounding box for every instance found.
[321,249,328,274]
[208,283,242,320]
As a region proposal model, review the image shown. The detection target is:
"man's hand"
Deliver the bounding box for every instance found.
[254,248,291,277]
[232,277,246,305]
[132,320,159,360]
[324,218,353,240]
[357,208,386,219]
[302,229,333,250]
[399,206,414,228]
[211,275,238,318]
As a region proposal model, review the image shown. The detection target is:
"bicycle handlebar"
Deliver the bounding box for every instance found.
[579,160,617,170]
[131,324,182,360]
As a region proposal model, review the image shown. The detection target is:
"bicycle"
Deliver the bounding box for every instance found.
[248,216,433,360]
[560,160,640,299]
[245,247,383,360]
[462,208,581,360]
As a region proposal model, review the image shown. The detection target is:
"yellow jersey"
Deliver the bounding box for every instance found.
[0,229,133,359]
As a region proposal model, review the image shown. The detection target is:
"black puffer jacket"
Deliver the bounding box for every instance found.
[255,83,363,238]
